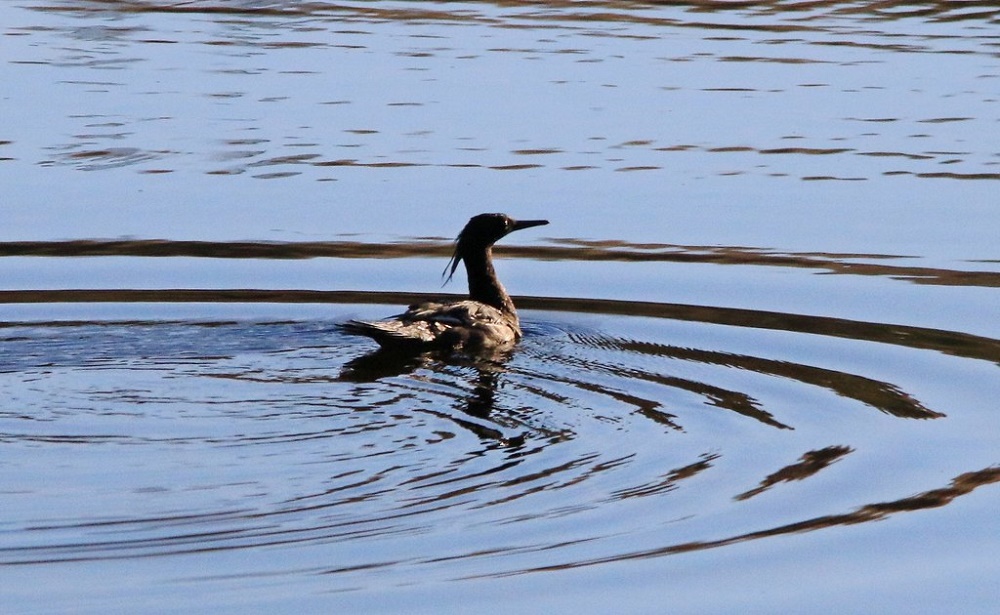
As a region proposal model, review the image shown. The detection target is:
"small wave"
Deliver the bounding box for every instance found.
[2,295,995,578]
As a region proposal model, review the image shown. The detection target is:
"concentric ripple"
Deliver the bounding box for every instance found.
[2,297,997,591]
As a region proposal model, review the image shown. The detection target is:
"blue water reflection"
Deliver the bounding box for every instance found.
[2,1,999,613]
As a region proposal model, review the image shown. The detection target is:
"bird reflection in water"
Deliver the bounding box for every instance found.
[338,346,524,445]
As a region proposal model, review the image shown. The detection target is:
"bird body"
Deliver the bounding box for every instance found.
[342,213,548,351]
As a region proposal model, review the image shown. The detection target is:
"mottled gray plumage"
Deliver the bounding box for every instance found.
[342,213,548,351]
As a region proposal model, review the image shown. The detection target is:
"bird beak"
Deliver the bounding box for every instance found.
[512,219,549,232]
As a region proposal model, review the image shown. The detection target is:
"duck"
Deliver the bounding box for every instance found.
[341,213,548,351]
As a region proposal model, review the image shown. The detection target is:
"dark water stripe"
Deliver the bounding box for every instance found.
[1,289,998,365]
[40,0,1000,26]
[1,239,997,287]
[0,239,437,260]
[612,339,943,420]
[490,465,1000,576]
[535,333,938,424]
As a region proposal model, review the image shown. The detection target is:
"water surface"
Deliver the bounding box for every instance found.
[2,1,999,613]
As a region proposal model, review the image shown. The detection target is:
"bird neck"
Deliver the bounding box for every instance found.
[464,247,518,316]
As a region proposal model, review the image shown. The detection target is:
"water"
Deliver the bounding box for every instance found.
[2,1,999,613]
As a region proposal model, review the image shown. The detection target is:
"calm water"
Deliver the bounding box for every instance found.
[2,1,999,613]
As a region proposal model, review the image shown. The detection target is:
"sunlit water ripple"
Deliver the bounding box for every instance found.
[2,294,997,591]
[3,0,1000,611]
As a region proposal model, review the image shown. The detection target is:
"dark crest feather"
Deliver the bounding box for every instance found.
[442,242,462,285]
[442,224,469,285]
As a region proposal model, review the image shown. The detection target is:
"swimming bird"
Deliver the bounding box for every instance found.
[342,213,548,351]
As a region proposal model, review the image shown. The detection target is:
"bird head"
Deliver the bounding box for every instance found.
[443,213,549,284]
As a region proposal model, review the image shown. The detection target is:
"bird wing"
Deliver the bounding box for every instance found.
[402,300,507,327]
[342,301,516,348]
